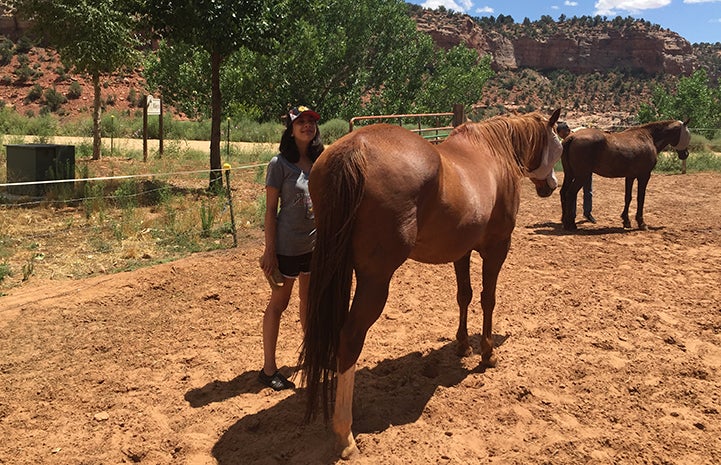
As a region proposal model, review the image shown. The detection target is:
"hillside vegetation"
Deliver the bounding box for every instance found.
[0,4,719,128]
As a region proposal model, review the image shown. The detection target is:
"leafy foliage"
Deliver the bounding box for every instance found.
[637,70,721,138]
[16,0,139,77]
[145,0,492,121]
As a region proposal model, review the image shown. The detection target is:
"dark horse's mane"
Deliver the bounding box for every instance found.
[449,112,551,176]
[629,119,686,146]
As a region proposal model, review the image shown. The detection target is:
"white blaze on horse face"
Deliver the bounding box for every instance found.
[528,130,563,188]
[673,122,691,150]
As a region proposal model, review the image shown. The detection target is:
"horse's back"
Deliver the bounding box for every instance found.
[311,124,443,273]
[566,127,657,178]
[317,124,442,197]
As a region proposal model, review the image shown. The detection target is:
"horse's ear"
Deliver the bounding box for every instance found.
[549,108,561,127]
[683,117,690,126]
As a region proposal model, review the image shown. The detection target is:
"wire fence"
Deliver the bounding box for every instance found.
[0,162,267,291]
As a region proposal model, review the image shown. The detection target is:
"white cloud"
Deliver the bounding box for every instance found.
[684,0,721,3]
[476,5,494,14]
[565,1,579,5]
[594,0,671,16]
[422,0,473,12]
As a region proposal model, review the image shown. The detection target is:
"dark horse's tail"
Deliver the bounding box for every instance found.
[299,141,367,422]
[561,136,575,181]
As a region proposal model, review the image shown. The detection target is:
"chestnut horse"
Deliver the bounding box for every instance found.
[299,109,562,458]
[560,119,690,230]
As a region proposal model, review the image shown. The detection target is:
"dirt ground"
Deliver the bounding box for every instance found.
[1,171,720,465]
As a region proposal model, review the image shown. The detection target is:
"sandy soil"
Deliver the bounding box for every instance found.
[1,171,720,465]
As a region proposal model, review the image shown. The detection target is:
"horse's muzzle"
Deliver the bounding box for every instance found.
[535,183,556,198]
[677,149,689,160]
[531,178,556,197]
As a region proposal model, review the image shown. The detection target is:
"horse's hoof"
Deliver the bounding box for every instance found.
[481,353,498,368]
[339,435,359,460]
[456,344,473,357]
[563,223,577,231]
[638,223,647,231]
[622,221,632,229]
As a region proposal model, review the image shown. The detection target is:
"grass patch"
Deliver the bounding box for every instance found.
[1,142,273,292]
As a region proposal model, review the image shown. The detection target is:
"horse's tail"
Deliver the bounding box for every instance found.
[299,141,367,423]
[561,136,575,182]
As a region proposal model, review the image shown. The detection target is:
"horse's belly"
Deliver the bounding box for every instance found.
[409,223,487,264]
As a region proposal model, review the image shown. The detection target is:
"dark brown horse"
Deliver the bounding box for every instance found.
[560,119,691,230]
[299,109,562,458]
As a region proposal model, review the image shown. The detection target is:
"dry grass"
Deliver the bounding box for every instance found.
[0,142,272,294]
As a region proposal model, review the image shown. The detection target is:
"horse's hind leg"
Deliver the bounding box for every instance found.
[635,173,651,230]
[621,177,634,228]
[561,178,582,230]
[479,240,511,367]
[453,252,473,356]
[334,272,391,459]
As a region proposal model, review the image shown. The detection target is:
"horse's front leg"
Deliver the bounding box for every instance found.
[621,177,634,228]
[453,252,473,356]
[635,174,651,230]
[479,240,510,367]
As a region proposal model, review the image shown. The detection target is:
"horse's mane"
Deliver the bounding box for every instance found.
[448,112,550,176]
[622,119,687,147]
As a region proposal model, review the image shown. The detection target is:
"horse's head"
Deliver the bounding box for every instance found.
[672,118,691,160]
[527,108,563,197]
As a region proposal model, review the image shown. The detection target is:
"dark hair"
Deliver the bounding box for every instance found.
[557,121,569,132]
[279,123,324,163]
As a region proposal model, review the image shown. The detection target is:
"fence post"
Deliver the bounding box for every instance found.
[223,163,238,247]
[452,104,465,127]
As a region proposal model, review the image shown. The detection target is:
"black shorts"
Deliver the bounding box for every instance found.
[277,252,312,278]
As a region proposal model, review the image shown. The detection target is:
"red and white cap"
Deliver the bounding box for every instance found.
[288,105,320,123]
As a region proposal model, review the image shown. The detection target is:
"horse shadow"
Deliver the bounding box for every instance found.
[526,221,642,236]
[205,337,503,464]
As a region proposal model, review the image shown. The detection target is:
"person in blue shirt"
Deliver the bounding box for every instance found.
[557,121,596,224]
[258,106,324,391]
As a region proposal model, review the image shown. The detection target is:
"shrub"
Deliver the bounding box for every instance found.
[67,81,82,99]
[320,118,350,144]
[44,87,67,112]
[25,84,43,103]
[55,65,67,81]
[15,36,34,54]
[0,37,13,65]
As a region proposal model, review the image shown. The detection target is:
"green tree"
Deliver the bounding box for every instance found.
[144,0,276,189]
[223,0,439,120]
[146,0,442,122]
[144,41,211,119]
[414,45,494,114]
[638,70,721,138]
[16,0,140,159]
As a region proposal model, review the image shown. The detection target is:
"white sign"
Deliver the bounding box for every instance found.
[147,95,161,116]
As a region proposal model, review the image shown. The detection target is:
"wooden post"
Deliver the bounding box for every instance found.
[158,96,164,158]
[143,95,148,162]
[224,163,238,247]
[452,103,465,127]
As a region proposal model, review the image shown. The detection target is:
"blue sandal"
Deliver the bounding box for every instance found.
[258,370,295,391]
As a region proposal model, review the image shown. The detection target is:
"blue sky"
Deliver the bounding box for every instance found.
[408,0,721,44]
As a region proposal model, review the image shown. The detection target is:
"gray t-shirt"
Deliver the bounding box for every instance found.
[265,155,315,256]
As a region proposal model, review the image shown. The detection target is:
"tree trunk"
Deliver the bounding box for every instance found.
[92,72,102,160]
[208,50,223,190]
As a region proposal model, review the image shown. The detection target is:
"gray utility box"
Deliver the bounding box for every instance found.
[4,144,76,197]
